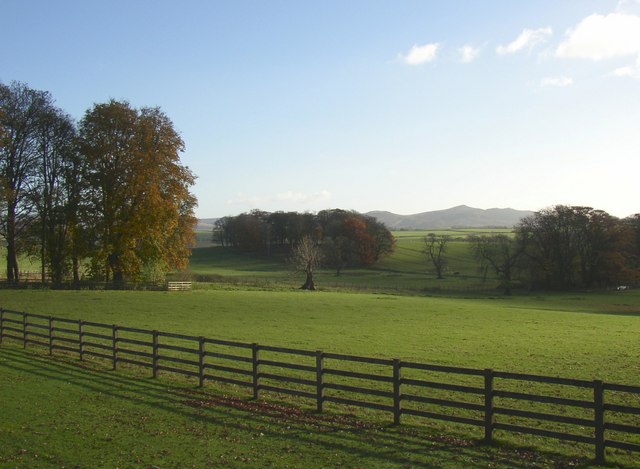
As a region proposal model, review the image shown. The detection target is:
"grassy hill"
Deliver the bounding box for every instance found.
[187,229,508,293]
[367,205,533,229]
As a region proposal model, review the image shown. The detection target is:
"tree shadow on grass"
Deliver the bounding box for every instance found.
[0,345,617,468]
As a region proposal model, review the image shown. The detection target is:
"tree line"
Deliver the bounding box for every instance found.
[0,81,197,286]
[215,208,396,277]
[425,205,640,294]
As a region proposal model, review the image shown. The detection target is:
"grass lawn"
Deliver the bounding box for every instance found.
[2,231,640,467]
[187,231,500,292]
[2,288,639,466]
[1,346,592,468]
[2,288,639,381]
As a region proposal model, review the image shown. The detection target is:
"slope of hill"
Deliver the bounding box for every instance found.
[367,205,533,229]
[197,206,533,231]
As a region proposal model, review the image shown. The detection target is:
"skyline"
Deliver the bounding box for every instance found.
[3,0,639,219]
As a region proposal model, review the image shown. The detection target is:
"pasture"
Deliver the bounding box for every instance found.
[2,229,509,291]
[2,288,640,467]
[189,229,503,292]
[0,346,590,468]
[1,231,639,467]
[2,289,639,381]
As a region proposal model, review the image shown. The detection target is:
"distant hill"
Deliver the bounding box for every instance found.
[196,206,533,232]
[196,218,219,231]
[366,205,533,229]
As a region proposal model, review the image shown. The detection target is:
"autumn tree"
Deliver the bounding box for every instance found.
[318,209,394,269]
[624,214,640,270]
[290,235,323,290]
[23,103,82,285]
[423,233,449,279]
[79,100,196,285]
[218,208,395,274]
[317,210,352,276]
[516,206,637,289]
[344,214,394,265]
[322,235,354,276]
[0,81,53,282]
[366,216,396,264]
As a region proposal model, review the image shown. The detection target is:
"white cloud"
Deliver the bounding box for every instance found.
[400,42,440,65]
[496,27,552,55]
[458,44,479,63]
[613,65,636,76]
[613,55,640,78]
[275,190,332,203]
[556,13,640,60]
[540,76,574,87]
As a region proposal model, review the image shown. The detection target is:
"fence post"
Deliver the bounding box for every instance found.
[23,313,27,348]
[252,343,260,399]
[48,316,54,355]
[0,308,4,345]
[112,325,118,370]
[152,331,159,378]
[393,359,403,425]
[198,337,206,387]
[316,350,324,413]
[79,320,85,361]
[594,380,605,465]
[484,368,495,444]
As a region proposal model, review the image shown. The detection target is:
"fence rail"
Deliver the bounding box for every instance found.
[1,307,639,465]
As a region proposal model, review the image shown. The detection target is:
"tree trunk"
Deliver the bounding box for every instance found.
[6,244,19,283]
[6,204,19,283]
[41,225,46,285]
[72,256,80,289]
[113,269,124,288]
[300,271,315,290]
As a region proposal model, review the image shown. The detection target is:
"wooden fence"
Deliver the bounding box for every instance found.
[1,308,639,465]
[167,281,192,291]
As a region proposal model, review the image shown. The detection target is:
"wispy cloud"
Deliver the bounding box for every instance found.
[400,42,440,65]
[616,0,640,14]
[541,76,573,87]
[496,27,552,55]
[458,44,479,63]
[226,190,332,208]
[274,190,332,203]
[613,55,640,78]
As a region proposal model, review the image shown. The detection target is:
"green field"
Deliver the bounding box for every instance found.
[188,229,504,293]
[2,288,639,380]
[1,347,593,469]
[2,288,640,467]
[2,232,640,467]
[3,229,511,291]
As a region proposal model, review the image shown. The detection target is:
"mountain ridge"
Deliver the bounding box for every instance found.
[365,205,533,229]
[196,205,534,231]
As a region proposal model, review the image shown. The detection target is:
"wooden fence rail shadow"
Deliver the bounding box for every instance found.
[1,307,639,465]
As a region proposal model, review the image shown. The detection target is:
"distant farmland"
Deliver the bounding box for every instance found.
[190,228,509,293]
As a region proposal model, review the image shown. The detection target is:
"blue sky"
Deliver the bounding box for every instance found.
[3,0,639,218]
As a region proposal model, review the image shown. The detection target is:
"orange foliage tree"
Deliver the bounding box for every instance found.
[79,100,196,284]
